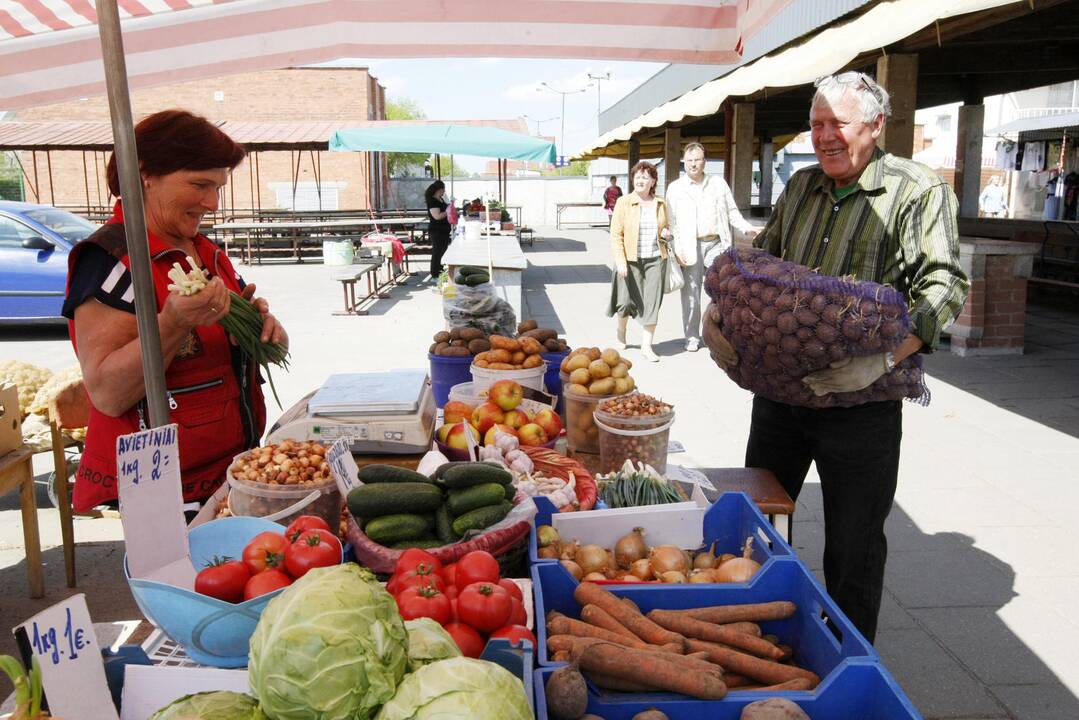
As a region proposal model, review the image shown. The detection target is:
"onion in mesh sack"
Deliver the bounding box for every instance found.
[704,247,928,409]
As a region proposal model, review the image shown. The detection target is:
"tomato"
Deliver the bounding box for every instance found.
[396,567,446,594]
[285,528,341,578]
[455,551,500,589]
[498,578,523,602]
[447,597,459,623]
[242,531,290,575]
[195,557,250,603]
[444,583,459,600]
[284,515,332,543]
[244,569,292,600]
[457,581,512,632]
[508,596,527,626]
[395,584,451,624]
[396,548,444,577]
[443,563,458,587]
[489,624,537,648]
[443,622,485,658]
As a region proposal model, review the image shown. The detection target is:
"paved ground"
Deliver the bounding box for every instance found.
[2,225,1078,718]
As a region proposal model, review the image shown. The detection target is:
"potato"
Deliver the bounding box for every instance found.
[622,357,633,369]
[569,368,591,386]
[611,362,629,378]
[632,711,670,720]
[574,408,594,430]
[458,327,486,341]
[601,348,621,366]
[544,338,562,352]
[449,327,462,340]
[467,338,491,354]
[511,350,526,365]
[488,349,513,364]
[517,319,538,333]
[613,377,633,395]
[519,337,543,355]
[567,383,591,396]
[439,345,471,357]
[585,347,601,361]
[521,328,557,343]
[450,339,467,347]
[433,341,451,355]
[433,331,451,343]
[739,698,810,720]
[588,377,615,395]
[428,342,438,354]
[566,354,591,372]
[522,353,543,368]
[560,355,573,373]
[588,359,612,379]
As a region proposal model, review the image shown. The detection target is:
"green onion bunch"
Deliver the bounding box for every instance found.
[598,459,686,508]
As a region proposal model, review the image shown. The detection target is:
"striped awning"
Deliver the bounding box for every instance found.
[0,0,793,112]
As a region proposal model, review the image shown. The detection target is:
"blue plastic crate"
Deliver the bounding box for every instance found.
[532,559,877,673]
[481,637,534,712]
[534,659,921,720]
[529,492,793,583]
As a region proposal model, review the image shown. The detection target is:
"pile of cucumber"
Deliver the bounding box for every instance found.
[454,265,490,286]
[346,462,515,550]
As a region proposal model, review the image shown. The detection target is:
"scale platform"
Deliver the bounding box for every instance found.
[268,370,435,454]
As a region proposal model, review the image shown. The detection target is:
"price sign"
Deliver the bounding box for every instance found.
[327,437,361,497]
[116,424,194,586]
[16,594,119,720]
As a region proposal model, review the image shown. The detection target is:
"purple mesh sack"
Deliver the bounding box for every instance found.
[704,247,929,409]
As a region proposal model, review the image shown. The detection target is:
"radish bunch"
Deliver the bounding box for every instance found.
[704,248,927,408]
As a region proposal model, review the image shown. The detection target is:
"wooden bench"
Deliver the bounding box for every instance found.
[1031,221,1079,291]
[332,259,385,315]
[700,467,796,544]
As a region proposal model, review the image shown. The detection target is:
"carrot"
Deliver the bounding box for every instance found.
[547,615,680,653]
[648,609,785,660]
[669,601,796,624]
[574,582,686,649]
[732,677,814,692]
[580,604,638,640]
[685,638,820,688]
[776,643,793,661]
[549,635,721,678]
[623,597,641,614]
[721,621,762,636]
[585,671,659,693]
[577,642,728,700]
[722,673,752,688]
[551,650,572,663]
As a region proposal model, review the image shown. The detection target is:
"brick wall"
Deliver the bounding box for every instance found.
[13,68,384,210]
[949,240,1036,355]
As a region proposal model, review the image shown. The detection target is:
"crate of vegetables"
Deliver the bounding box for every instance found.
[529,492,792,587]
[534,659,921,720]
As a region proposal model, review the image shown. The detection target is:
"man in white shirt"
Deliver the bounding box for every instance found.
[666,142,758,351]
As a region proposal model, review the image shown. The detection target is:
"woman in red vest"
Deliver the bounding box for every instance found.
[62,109,287,512]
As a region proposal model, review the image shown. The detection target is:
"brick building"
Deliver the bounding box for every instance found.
[10,67,387,212]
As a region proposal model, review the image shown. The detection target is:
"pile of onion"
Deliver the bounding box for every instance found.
[713,536,761,583]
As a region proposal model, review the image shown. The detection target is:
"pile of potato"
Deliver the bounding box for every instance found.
[429,320,571,358]
[560,347,636,396]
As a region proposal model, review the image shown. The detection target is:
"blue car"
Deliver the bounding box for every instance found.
[0,201,99,324]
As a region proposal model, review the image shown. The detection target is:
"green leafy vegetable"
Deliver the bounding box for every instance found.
[404,618,462,672]
[375,657,532,720]
[598,459,686,508]
[150,690,262,719]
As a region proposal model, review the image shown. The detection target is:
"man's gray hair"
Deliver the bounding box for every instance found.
[682,141,706,157]
[812,72,891,124]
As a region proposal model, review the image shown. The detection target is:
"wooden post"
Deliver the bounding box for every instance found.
[876,53,918,158]
[731,102,755,210]
[955,103,985,218]
[663,126,681,192]
[628,137,640,175]
[759,138,774,210]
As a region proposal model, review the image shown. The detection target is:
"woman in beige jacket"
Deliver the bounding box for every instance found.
[608,160,669,362]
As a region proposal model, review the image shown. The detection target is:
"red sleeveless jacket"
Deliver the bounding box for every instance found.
[66,202,266,511]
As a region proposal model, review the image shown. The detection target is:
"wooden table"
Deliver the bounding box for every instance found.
[700,467,795,544]
[0,445,44,597]
[213,217,427,265]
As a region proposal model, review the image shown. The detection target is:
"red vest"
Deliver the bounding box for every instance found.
[67,202,267,511]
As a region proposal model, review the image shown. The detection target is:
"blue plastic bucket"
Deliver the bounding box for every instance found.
[540,351,568,416]
[428,352,475,407]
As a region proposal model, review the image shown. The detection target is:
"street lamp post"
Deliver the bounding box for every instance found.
[587,71,611,128]
[539,82,589,162]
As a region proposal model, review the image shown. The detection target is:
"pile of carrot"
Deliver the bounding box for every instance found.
[545,581,821,699]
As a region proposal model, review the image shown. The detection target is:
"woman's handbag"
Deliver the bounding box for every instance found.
[662,240,684,293]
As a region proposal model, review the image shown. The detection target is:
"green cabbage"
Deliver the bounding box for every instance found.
[403,618,462,672]
[375,657,531,720]
[249,564,409,720]
[150,690,262,719]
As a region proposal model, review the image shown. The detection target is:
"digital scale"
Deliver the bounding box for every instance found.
[267,370,435,454]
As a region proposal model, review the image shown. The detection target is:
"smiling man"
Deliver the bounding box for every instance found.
[703,72,968,643]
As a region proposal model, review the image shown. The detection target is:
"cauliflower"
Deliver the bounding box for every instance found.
[0,360,53,418]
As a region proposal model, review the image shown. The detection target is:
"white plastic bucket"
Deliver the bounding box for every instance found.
[470,362,546,394]
[464,221,483,242]
[593,409,676,475]
[322,239,354,266]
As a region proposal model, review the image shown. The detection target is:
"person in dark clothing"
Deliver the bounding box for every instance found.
[425,180,451,280]
[603,175,623,224]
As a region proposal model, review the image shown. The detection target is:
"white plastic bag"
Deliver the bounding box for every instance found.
[664,257,684,293]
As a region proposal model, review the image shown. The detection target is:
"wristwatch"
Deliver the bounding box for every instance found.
[884,351,897,372]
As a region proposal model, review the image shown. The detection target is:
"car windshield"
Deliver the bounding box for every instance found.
[22,207,98,242]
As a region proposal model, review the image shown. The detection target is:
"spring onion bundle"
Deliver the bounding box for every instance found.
[167,258,289,406]
[597,459,686,508]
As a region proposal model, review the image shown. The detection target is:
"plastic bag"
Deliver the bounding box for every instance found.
[664,257,684,294]
[442,281,517,336]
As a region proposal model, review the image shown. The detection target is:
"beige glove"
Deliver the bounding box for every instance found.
[702,302,738,369]
[803,353,889,396]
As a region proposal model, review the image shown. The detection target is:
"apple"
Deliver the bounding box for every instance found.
[517,422,549,447]
[445,421,480,450]
[436,423,454,443]
[488,379,524,411]
[484,423,518,446]
[532,408,563,440]
[502,408,531,430]
[443,400,474,425]
[471,402,505,435]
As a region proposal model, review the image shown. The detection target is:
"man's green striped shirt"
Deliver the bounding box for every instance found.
[755,148,969,350]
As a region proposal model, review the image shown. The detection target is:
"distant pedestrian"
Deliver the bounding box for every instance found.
[978,176,1008,218]
[603,176,623,224]
[425,180,451,281]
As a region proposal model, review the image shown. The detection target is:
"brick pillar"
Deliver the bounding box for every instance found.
[949,238,1036,356]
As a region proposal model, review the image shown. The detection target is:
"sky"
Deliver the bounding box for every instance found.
[322,58,667,172]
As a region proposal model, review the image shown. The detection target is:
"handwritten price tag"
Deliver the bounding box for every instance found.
[16,594,119,719]
[327,437,361,498]
[116,424,194,586]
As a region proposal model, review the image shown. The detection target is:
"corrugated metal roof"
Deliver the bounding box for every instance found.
[988,111,1079,136]
[0,118,530,152]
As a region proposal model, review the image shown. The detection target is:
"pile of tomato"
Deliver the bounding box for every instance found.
[388,549,536,658]
[195,515,343,603]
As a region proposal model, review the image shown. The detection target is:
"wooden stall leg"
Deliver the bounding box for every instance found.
[51,423,76,587]
[18,458,44,598]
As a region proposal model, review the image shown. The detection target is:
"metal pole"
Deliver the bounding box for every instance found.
[97,0,170,427]
[560,94,566,161]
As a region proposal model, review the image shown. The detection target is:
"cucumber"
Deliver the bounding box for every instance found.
[364,513,430,544]
[451,501,512,536]
[504,483,517,501]
[434,461,474,480]
[435,504,460,544]
[460,273,490,287]
[447,483,507,516]
[358,464,434,484]
[442,463,513,489]
[347,482,443,519]
[392,539,444,550]
[459,265,487,276]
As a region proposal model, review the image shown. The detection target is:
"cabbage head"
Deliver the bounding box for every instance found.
[151,690,262,719]
[403,618,461,672]
[249,564,409,720]
[375,657,531,720]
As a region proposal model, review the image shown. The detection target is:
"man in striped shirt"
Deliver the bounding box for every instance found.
[703,72,968,642]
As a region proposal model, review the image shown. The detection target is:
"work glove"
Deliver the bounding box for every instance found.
[803,353,890,396]
[702,302,739,370]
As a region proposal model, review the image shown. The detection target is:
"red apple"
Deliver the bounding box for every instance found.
[445,421,480,450]
[488,379,524,411]
[517,422,549,447]
[502,408,531,430]
[436,423,454,443]
[471,402,505,435]
[443,400,475,425]
[484,423,518,446]
[532,408,563,440]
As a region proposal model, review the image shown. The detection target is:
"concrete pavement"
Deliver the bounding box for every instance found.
[2,226,1078,718]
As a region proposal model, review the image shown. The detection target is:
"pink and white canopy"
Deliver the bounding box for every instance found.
[0,0,791,111]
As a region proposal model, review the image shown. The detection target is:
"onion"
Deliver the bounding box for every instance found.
[560,540,579,562]
[650,545,689,576]
[614,528,649,569]
[537,525,560,548]
[538,545,560,560]
[583,572,607,582]
[692,542,717,570]
[629,558,654,581]
[620,575,643,583]
[561,560,583,580]
[689,569,716,583]
[714,553,736,568]
[659,571,686,584]
[714,537,762,583]
[576,544,610,576]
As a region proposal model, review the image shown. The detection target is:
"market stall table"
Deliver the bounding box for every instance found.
[441,234,528,322]
[0,445,43,597]
[212,217,427,265]
[699,467,795,543]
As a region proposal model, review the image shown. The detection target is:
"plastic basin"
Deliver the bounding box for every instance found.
[594,399,675,475]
